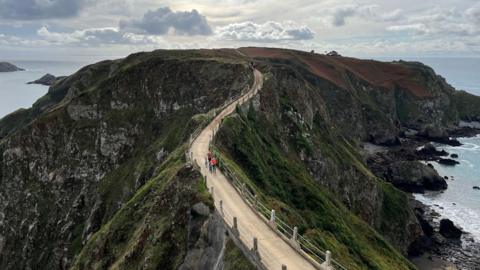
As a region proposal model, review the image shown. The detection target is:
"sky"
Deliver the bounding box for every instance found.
[1,0,480,62]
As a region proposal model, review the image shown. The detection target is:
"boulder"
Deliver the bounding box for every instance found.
[438,158,460,166]
[439,219,462,239]
[450,153,458,158]
[473,186,480,190]
[387,161,447,193]
[417,143,449,158]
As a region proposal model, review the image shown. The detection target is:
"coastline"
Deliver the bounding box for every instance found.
[364,124,480,270]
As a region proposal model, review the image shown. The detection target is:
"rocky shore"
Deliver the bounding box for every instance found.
[365,124,480,269]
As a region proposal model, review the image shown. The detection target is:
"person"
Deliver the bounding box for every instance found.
[211,158,217,173]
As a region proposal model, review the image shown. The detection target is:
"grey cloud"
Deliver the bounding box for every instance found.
[119,7,212,36]
[330,6,356,26]
[0,0,84,20]
[216,21,314,42]
[326,5,404,27]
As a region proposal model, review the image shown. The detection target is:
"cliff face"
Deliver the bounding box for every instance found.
[1,47,479,270]
[212,48,480,269]
[0,49,253,269]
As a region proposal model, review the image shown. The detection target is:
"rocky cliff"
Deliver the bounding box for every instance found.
[1,47,480,270]
[212,48,480,269]
[0,49,254,269]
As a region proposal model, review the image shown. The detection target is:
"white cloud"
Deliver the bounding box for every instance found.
[387,23,429,35]
[36,26,164,45]
[215,21,314,41]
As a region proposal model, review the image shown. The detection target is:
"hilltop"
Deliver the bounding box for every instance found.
[0,62,24,72]
[1,47,479,269]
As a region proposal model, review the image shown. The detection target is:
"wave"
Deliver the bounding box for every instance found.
[415,194,480,242]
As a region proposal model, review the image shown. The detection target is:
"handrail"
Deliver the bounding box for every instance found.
[189,68,347,270]
[211,143,348,270]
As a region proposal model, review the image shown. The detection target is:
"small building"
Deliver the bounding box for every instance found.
[326,50,340,57]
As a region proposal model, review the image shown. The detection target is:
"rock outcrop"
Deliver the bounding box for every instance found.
[387,161,448,193]
[27,73,63,86]
[0,62,24,72]
[439,219,462,239]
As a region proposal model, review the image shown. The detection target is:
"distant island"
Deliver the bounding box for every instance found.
[0,62,24,72]
[27,73,64,86]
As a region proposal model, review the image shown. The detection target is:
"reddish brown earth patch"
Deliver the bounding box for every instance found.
[239,47,433,98]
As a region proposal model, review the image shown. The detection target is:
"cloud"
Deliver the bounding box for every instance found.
[466,3,480,24]
[387,23,429,35]
[119,7,212,36]
[387,6,480,37]
[0,0,85,20]
[36,26,164,45]
[215,21,314,42]
[324,4,404,27]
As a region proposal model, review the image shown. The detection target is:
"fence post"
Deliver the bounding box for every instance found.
[242,183,247,195]
[252,237,258,253]
[210,186,214,198]
[269,210,276,229]
[204,175,207,185]
[220,200,224,216]
[291,226,300,250]
[325,250,332,267]
[232,217,239,237]
[254,195,258,210]
[282,265,287,270]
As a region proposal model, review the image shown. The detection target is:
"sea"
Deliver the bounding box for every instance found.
[1,56,479,241]
[405,57,480,243]
[0,60,88,118]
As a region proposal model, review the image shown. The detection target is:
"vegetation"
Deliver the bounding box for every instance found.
[452,90,480,121]
[213,107,416,270]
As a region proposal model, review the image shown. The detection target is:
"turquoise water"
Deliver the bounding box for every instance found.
[415,136,480,241]
[0,60,87,118]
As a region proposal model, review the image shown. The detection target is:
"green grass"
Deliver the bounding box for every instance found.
[223,239,256,270]
[213,108,416,270]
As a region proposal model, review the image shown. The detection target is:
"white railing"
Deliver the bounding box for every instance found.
[187,68,347,270]
[211,153,347,270]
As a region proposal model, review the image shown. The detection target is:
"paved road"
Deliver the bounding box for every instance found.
[190,68,318,270]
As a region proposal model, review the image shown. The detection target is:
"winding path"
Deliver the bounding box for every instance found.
[190,68,318,270]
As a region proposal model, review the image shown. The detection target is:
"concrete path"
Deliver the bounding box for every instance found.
[190,68,318,270]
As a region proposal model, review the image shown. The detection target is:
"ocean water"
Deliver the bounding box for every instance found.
[0,60,87,118]
[415,136,480,242]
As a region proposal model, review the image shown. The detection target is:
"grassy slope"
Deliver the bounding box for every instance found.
[214,108,416,270]
[452,90,480,121]
[70,146,200,269]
